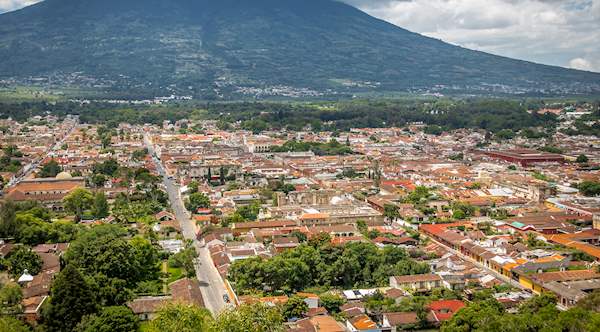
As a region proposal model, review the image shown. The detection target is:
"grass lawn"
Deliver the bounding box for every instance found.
[167,266,184,284]
[138,321,152,332]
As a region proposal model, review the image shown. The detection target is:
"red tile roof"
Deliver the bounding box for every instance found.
[428,300,465,321]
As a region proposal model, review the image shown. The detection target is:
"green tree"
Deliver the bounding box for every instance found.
[185,192,210,212]
[405,186,432,204]
[90,173,107,188]
[131,148,148,161]
[308,232,331,248]
[235,201,261,221]
[92,159,119,177]
[220,166,226,185]
[290,230,307,243]
[42,265,98,332]
[85,273,134,307]
[540,145,563,154]
[356,219,368,235]
[452,209,466,220]
[77,306,139,332]
[63,188,94,221]
[0,316,30,332]
[319,293,345,313]
[554,307,599,332]
[383,204,400,219]
[149,303,215,332]
[215,303,284,332]
[6,245,43,277]
[518,293,558,315]
[168,246,198,278]
[0,200,18,238]
[92,192,110,219]
[187,181,199,194]
[38,159,63,178]
[441,299,504,332]
[495,129,515,140]
[282,295,308,320]
[578,181,600,196]
[0,282,23,314]
[64,225,146,286]
[130,236,160,281]
[576,154,589,163]
[577,290,600,312]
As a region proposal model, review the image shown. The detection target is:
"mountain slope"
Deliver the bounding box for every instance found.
[0,0,598,97]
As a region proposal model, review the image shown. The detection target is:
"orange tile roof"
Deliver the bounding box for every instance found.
[531,269,600,283]
[533,255,565,264]
[350,314,377,330]
[547,234,600,259]
[309,316,345,332]
[299,213,330,220]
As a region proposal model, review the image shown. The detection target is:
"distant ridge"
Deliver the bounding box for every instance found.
[0,0,598,98]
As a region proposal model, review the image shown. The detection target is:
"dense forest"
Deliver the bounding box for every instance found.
[0,99,562,134]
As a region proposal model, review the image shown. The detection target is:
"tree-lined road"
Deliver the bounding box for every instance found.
[144,133,227,315]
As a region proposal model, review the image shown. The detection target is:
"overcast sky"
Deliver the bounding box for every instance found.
[1,0,598,72]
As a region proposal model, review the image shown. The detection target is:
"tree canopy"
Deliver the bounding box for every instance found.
[149,303,215,332]
[42,264,98,332]
[215,303,284,332]
[5,245,43,277]
[185,192,211,212]
[77,306,139,332]
[38,159,63,178]
[229,241,429,294]
[441,293,600,332]
[63,188,94,221]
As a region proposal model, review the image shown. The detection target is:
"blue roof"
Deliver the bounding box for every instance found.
[511,221,526,229]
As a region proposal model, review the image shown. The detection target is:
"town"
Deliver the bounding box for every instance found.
[1,101,600,331]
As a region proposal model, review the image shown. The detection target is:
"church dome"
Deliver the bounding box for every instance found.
[55,171,73,180]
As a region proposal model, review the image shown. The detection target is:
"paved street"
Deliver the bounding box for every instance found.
[423,234,528,291]
[7,122,77,188]
[144,134,227,315]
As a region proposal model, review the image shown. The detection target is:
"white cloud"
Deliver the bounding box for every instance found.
[569,57,600,72]
[349,0,600,72]
[0,0,39,12]
[569,58,593,71]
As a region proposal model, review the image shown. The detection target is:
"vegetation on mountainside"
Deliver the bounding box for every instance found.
[1,0,599,98]
[0,99,559,134]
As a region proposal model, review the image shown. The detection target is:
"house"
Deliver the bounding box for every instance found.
[273,236,300,253]
[22,296,48,324]
[155,210,176,221]
[372,236,418,248]
[296,292,319,309]
[127,278,205,321]
[5,177,85,210]
[389,274,445,292]
[169,278,205,308]
[155,220,181,238]
[287,315,346,332]
[346,314,389,332]
[0,242,15,258]
[381,312,435,331]
[127,296,167,321]
[428,299,465,323]
[383,312,419,331]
